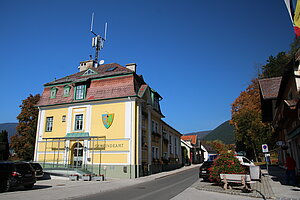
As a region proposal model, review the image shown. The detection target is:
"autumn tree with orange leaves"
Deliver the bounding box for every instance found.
[230,80,274,161]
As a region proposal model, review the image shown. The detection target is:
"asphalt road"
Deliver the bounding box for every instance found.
[73,167,199,200]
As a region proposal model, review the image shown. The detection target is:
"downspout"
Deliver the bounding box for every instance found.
[128,96,132,179]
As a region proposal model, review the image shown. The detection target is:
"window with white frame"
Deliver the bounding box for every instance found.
[63,85,71,97]
[50,87,58,99]
[74,114,83,131]
[75,85,86,100]
[45,117,53,132]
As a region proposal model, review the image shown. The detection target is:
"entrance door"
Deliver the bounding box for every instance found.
[72,142,83,168]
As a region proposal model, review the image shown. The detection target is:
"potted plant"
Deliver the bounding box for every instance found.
[93,174,105,181]
[69,174,79,181]
[82,174,92,181]
[209,152,246,184]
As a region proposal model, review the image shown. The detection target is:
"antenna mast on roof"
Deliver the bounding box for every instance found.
[90,12,107,67]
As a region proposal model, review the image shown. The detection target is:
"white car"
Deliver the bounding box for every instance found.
[235,156,255,167]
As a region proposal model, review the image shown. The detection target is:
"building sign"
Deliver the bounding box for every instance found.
[102,113,114,129]
[91,140,129,151]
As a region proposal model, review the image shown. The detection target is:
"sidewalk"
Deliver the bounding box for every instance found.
[182,165,300,200]
[266,165,300,200]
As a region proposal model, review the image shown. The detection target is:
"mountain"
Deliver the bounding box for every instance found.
[0,123,18,142]
[183,130,211,139]
[203,120,235,144]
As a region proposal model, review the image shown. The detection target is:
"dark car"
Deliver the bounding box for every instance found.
[199,160,214,181]
[0,161,36,192]
[28,163,44,178]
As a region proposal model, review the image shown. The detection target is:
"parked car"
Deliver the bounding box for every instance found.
[199,160,214,181]
[0,161,36,192]
[28,162,44,178]
[235,156,255,167]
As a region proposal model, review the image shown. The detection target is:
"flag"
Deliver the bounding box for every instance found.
[284,0,300,37]
[294,0,300,37]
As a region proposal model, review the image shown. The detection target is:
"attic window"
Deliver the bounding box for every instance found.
[63,85,71,97]
[50,87,58,99]
[82,69,97,76]
[106,67,117,72]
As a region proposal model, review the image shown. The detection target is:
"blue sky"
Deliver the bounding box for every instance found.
[0,0,295,133]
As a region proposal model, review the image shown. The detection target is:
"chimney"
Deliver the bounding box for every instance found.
[78,60,96,72]
[126,63,137,72]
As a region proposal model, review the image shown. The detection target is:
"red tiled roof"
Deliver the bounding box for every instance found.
[181,135,197,145]
[258,77,282,100]
[37,63,147,107]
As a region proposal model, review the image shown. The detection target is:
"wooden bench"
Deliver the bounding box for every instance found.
[220,174,251,191]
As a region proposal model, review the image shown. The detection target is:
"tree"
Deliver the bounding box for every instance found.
[230,80,274,161]
[0,130,10,160]
[10,94,40,160]
[206,140,235,154]
[259,52,290,79]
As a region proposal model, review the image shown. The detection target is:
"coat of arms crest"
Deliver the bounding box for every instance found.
[102,113,114,129]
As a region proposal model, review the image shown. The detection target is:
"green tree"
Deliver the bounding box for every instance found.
[259,52,290,79]
[289,37,300,57]
[10,94,40,160]
[0,130,10,160]
[230,80,274,161]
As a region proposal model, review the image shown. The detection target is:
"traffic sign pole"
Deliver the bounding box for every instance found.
[262,144,269,175]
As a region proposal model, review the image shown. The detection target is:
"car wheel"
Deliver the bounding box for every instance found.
[2,179,11,192]
[24,184,34,189]
[203,177,209,182]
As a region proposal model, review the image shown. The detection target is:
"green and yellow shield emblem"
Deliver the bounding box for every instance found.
[102,114,114,129]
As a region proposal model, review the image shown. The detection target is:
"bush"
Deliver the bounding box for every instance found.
[209,152,246,183]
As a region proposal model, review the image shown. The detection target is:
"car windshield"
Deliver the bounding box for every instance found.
[15,163,32,171]
[202,161,213,167]
[0,163,14,171]
[30,163,42,170]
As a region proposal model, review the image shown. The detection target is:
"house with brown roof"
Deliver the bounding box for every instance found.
[258,52,300,173]
[34,60,182,178]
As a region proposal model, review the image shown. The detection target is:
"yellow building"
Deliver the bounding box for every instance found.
[34,60,182,178]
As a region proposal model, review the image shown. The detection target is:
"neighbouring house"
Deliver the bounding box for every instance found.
[34,60,182,179]
[258,51,300,174]
[181,139,193,165]
[181,135,201,164]
[200,141,218,161]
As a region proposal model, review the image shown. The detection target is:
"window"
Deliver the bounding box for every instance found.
[169,135,173,154]
[62,115,66,122]
[75,85,86,100]
[63,85,71,97]
[106,67,117,72]
[45,117,53,132]
[82,69,97,76]
[174,137,178,155]
[152,146,155,159]
[50,87,58,99]
[152,121,155,132]
[74,114,83,131]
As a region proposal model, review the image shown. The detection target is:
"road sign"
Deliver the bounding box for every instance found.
[262,144,269,153]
